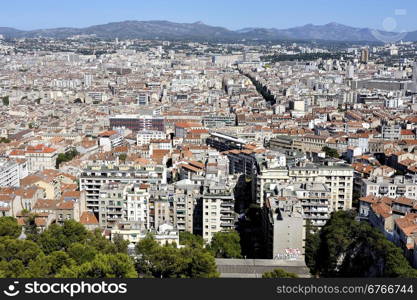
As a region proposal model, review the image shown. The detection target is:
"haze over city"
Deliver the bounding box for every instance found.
[1,0,417,31]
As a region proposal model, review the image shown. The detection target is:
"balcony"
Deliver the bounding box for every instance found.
[221,222,235,227]
[379,187,389,194]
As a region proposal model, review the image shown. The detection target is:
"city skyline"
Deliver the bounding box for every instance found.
[1,0,417,32]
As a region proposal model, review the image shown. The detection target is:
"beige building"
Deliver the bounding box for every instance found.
[25,144,57,173]
[202,183,235,243]
[257,162,353,212]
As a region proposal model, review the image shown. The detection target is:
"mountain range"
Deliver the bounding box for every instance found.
[0,20,416,42]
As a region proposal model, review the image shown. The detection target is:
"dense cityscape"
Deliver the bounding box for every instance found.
[1,21,417,279]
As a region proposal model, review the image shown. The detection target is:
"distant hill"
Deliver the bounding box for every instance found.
[0,20,416,42]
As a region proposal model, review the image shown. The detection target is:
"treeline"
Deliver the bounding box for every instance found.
[0,216,247,278]
[240,71,276,105]
[0,217,137,278]
[306,211,417,277]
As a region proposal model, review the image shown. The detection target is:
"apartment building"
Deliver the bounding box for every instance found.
[136,130,166,146]
[80,164,167,213]
[202,182,235,243]
[262,196,305,259]
[98,130,123,152]
[359,175,417,200]
[281,183,331,227]
[125,184,150,228]
[202,115,236,128]
[110,115,165,132]
[174,179,201,233]
[25,144,57,173]
[0,160,20,187]
[111,222,179,246]
[98,183,125,229]
[257,162,353,212]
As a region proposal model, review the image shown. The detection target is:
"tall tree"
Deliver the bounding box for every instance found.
[207,231,242,258]
[179,232,204,247]
[0,217,21,238]
[262,268,299,278]
[61,253,137,278]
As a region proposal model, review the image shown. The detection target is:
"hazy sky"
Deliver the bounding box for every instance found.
[2,0,417,31]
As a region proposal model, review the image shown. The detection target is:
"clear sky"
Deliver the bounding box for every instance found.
[2,0,417,31]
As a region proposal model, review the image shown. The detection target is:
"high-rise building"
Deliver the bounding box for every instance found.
[84,74,93,88]
[257,162,353,212]
[262,196,305,259]
[202,182,235,243]
[80,164,167,214]
[346,64,355,79]
[360,48,369,64]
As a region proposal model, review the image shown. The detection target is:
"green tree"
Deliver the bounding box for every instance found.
[308,210,417,277]
[0,217,21,238]
[180,246,219,278]
[56,149,79,168]
[61,253,137,278]
[25,253,51,278]
[112,234,129,254]
[47,251,75,276]
[23,214,40,242]
[118,153,127,162]
[2,96,9,106]
[61,220,88,246]
[179,232,204,247]
[0,260,25,277]
[262,268,299,278]
[207,231,242,258]
[322,146,339,158]
[0,237,42,266]
[304,221,320,276]
[135,234,160,277]
[67,243,97,265]
[149,245,186,278]
[86,229,118,254]
[38,220,87,254]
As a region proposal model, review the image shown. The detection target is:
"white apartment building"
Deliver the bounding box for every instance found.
[98,130,123,152]
[202,183,235,243]
[125,184,150,228]
[281,183,331,227]
[0,160,20,187]
[111,223,179,246]
[80,164,167,213]
[257,162,353,212]
[382,124,401,140]
[137,130,165,146]
[359,175,417,200]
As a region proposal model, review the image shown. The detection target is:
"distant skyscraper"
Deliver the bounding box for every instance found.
[413,62,417,83]
[411,62,417,93]
[84,74,93,88]
[360,48,369,64]
[346,64,355,79]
